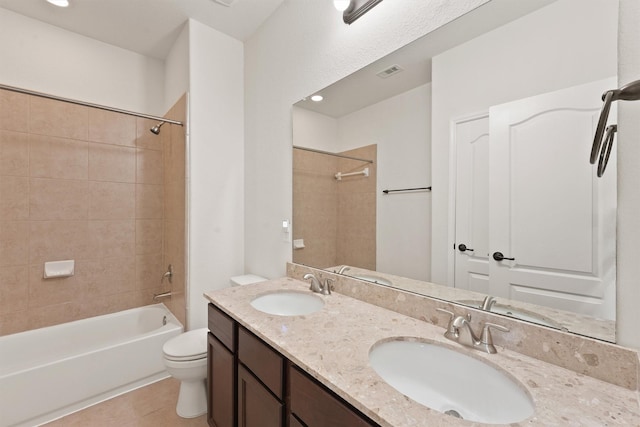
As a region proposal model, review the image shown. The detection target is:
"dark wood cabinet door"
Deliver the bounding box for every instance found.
[238,365,283,427]
[208,333,235,427]
[289,366,375,427]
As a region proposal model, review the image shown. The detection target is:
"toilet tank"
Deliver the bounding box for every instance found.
[230,274,267,287]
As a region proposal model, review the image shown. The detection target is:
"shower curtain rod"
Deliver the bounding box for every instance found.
[0,83,184,126]
[293,145,374,163]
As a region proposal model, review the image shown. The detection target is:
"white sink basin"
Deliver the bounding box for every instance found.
[250,291,324,316]
[369,339,534,424]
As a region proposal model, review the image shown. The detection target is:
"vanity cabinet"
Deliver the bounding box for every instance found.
[207,303,379,427]
[207,305,236,427]
[289,365,375,427]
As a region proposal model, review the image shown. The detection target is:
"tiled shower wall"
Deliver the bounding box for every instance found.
[336,144,376,270]
[0,89,186,335]
[292,144,376,270]
[162,95,187,327]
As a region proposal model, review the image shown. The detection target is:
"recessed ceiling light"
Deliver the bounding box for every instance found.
[46,0,69,7]
[311,95,324,102]
[333,0,351,12]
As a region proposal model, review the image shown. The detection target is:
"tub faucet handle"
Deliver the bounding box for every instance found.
[161,264,173,284]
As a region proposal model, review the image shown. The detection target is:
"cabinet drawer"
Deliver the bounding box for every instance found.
[208,304,235,352]
[238,327,284,399]
[290,366,375,427]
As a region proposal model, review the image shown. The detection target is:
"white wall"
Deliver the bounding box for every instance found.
[187,19,244,329]
[616,0,640,348]
[0,7,164,115]
[244,0,490,279]
[430,0,618,285]
[291,107,338,152]
[338,84,432,281]
[164,23,190,113]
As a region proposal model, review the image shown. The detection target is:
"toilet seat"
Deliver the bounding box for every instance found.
[163,328,208,362]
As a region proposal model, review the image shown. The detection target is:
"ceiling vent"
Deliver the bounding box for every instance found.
[376,64,404,79]
[212,0,236,6]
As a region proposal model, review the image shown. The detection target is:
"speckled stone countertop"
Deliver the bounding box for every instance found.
[204,277,640,427]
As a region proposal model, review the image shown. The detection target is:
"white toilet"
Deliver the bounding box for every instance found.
[163,274,266,418]
[162,327,208,418]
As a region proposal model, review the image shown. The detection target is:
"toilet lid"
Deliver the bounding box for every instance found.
[163,328,208,360]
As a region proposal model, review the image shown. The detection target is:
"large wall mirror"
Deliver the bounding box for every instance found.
[292,0,618,342]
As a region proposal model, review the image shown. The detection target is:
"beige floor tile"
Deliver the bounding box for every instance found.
[44,378,208,427]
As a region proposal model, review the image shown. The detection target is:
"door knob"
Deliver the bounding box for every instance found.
[458,244,474,253]
[492,251,515,261]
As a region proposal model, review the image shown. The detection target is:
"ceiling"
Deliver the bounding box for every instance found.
[295,0,555,118]
[0,0,284,59]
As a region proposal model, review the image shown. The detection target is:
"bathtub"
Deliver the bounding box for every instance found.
[0,304,183,427]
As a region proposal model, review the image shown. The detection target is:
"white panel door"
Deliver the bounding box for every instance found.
[489,78,617,319]
[453,114,490,294]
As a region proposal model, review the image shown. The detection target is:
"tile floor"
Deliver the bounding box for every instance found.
[44,378,208,427]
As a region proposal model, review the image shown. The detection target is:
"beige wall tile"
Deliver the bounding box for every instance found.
[89,220,135,259]
[0,265,28,315]
[28,301,82,330]
[136,253,164,290]
[165,126,186,182]
[29,220,89,265]
[0,89,29,132]
[30,134,88,180]
[83,257,136,297]
[164,180,185,221]
[136,184,163,219]
[0,130,29,176]
[29,178,89,220]
[136,117,164,150]
[136,148,163,184]
[0,176,28,220]
[0,221,28,266]
[164,219,185,260]
[88,181,135,220]
[136,219,163,255]
[0,310,29,336]
[88,142,136,183]
[88,108,136,146]
[27,263,84,308]
[29,96,88,140]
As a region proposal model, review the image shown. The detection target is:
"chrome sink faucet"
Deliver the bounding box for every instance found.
[303,273,332,295]
[436,308,509,354]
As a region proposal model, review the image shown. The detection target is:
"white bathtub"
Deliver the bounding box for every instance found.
[0,304,183,427]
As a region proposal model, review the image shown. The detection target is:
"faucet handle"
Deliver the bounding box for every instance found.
[436,308,455,321]
[322,278,334,295]
[436,308,456,331]
[480,322,509,353]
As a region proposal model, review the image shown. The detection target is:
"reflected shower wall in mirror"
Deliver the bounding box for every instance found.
[292,0,618,342]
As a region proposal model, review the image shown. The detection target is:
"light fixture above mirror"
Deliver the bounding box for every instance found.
[335,0,384,24]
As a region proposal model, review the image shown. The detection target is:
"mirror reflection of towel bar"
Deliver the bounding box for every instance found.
[335,167,369,180]
[383,186,432,194]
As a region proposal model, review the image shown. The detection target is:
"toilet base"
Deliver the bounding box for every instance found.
[176,378,207,418]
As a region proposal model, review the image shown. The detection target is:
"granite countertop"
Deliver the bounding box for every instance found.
[204,277,640,427]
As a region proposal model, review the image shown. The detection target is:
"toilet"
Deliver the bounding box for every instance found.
[162,328,208,418]
[163,274,266,418]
